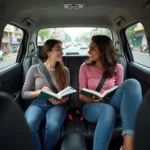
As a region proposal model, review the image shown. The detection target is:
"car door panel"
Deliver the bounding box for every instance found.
[0,63,22,102]
[127,62,150,95]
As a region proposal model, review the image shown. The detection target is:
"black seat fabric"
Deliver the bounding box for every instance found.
[22,46,127,146]
[0,92,34,150]
[61,133,87,150]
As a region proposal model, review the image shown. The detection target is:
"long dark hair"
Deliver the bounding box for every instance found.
[86,35,118,78]
[42,39,66,90]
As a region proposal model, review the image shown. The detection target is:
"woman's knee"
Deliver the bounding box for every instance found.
[24,106,44,132]
[46,106,66,131]
[123,79,141,89]
[83,103,116,122]
[102,104,116,120]
[122,79,142,96]
[25,115,38,132]
[46,117,65,135]
[46,120,60,133]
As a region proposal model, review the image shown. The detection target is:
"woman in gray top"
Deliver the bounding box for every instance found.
[22,39,70,150]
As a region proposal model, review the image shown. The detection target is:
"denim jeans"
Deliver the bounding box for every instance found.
[25,98,66,150]
[83,79,142,150]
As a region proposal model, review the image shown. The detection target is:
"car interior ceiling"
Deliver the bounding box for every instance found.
[0,0,150,150]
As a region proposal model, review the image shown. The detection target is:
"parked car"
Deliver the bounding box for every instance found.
[0,50,4,60]
[80,43,88,49]
[74,42,78,46]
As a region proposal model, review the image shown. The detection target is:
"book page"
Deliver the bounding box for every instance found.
[101,86,118,97]
[60,88,75,96]
[60,89,77,98]
[57,86,72,96]
[42,90,60,99]
[81,88,102,98]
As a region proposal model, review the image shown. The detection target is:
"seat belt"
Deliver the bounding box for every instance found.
[78,76,107,121]
[38,58,69,110]
[95,76,107,92]
[38,58,58,93]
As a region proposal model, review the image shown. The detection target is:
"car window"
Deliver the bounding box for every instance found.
[37,28,112,56]
[125,23,150,67]
[0,24,23,69]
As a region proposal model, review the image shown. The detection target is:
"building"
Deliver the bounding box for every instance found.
[1,24,23,52]
[133,23,147,47]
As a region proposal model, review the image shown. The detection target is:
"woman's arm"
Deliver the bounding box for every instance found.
[30,86,51,98]
[79,64,105,103]
[22,65,51,99]
[78,64,94,102]
[115,64,124,86]
[30,90,41,98]
[22,66,49,99]
[22,66,36,99]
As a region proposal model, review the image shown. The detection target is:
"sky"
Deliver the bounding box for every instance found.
[64,27,95,41]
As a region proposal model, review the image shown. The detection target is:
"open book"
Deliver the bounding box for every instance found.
[38,86,77,101]
[80,86,118,99]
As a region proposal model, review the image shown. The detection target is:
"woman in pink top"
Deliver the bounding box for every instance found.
[79,35,142,150]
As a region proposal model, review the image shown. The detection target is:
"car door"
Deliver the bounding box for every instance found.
[121,22,150,95]
[0,24,28,105]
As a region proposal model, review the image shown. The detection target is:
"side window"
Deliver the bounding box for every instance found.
[125,23,149,67]
[0,24,23,69]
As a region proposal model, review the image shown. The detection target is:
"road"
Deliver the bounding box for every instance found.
[0,55,17,69]
[0,45,150,69]
[132,52,150,67]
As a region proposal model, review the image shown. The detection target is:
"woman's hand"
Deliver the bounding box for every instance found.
[49,98,60,105]
[30,86,50,99]
[91,96,104,103]
[41,86,51,91]
[49,97,69,105]
[80,95,104,103]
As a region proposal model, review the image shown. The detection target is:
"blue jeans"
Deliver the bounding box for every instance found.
[83,79,142,150]
[25,98,66,150]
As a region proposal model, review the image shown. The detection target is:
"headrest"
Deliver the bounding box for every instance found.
[37,46,43,59]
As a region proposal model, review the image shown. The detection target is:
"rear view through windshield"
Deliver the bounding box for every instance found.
[37,28,112,56]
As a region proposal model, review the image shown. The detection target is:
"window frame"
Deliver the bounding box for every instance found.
[0,23,28,70]
[120,21,150,68]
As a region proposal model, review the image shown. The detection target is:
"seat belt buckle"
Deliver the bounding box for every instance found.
[76,109,80,114]
[80,116,84,121]
[68,114,73,120]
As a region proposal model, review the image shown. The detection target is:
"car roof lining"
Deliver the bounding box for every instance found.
[0,0,149,31]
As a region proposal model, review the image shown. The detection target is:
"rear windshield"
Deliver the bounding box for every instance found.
[37,28,112,56]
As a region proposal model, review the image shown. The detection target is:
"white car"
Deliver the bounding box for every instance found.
[0,50,4,60]
[80,43,88,49]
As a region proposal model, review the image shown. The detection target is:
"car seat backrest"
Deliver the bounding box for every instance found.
[22,46,127,111]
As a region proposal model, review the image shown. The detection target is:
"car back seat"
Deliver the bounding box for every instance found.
[22,46,127,146]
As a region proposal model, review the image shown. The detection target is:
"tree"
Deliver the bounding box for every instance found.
[38,29,57,39]
[50,34,56,39]
[75,33,87,42]
[38,29,50,38]
[126,25,137,38]
[65,33,72,42]
[75,36,80,42]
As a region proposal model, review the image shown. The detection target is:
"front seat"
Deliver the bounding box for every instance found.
[0,92,34,150]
